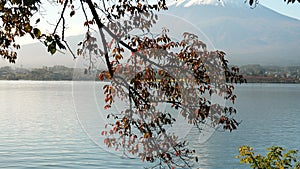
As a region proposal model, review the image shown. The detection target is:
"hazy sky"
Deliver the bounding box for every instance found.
[39,0,300,38]
[11,0,300,47]
[260,0,300,20]
[19,0,300,44]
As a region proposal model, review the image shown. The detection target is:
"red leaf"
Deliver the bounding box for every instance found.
[104,105,111,110]
[99,73,104,80]
[104,97,110,103]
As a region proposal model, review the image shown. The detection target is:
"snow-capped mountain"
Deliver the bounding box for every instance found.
[166,0,300,65]
[168,0,225,7]
[168,0,246,7]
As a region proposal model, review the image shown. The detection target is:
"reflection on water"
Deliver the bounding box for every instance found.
[0,81,142,168]
[1,81,300,169]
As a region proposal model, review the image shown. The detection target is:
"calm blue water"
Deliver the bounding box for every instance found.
[0,81,300,169]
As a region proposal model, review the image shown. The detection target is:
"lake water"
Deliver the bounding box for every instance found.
[0,81,300,169]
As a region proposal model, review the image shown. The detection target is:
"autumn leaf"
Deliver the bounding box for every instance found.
[99,73,104,80]
[104,105,111,110]
[144,132,151,138]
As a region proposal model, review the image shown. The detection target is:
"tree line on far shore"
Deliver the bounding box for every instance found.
[1,64,300,83]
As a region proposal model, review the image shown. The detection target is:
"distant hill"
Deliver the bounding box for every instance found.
[10,36,82,68]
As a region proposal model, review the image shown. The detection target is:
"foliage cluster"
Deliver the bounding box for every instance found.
[237,146,300,169]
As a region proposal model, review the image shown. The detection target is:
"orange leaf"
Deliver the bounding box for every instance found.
[99,73,104,80]
[105,72,112,79]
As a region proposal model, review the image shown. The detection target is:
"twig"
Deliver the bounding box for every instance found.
[53,0,68,34]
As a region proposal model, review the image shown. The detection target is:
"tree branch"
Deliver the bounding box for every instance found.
[53,0,68,34]
[85,0,114,77]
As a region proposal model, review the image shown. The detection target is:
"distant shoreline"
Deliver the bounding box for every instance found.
[1,64,300,83]
[1,79,299,84]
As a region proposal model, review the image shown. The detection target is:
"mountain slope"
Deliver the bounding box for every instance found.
[167,1,300,65]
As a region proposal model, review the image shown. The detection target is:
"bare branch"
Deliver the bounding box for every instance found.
[53,0,68,34]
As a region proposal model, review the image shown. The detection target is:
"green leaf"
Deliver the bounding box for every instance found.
[33,28,41,38]
[46,36,53,42]
[47,42,56,55]
[24,23,32,33]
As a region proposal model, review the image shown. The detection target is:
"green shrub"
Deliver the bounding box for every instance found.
[236,146,300,169]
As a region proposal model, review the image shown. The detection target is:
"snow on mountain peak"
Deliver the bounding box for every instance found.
[167,0,245,8]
